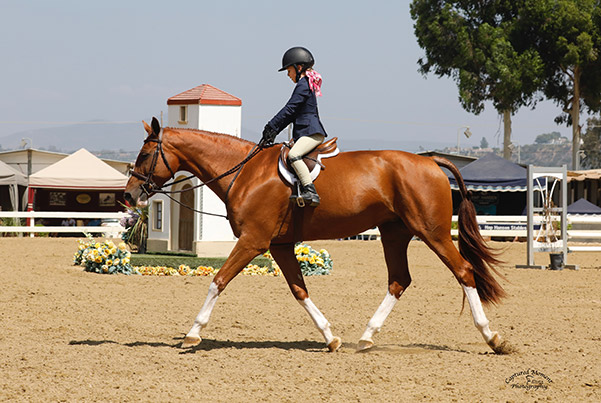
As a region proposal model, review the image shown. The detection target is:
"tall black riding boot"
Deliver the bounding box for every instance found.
[300,183,320,207]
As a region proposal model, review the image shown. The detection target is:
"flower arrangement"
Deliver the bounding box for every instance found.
[294,243,333,275]
[133,263,281,276]
[74,237,332,277]
[73,234,133,274]
[120,204,148,253]
[263,243,333,276]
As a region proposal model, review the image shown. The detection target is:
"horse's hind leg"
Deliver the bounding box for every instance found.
[419,233,507,353]
[270,243,341,352]
[357,221,412,351]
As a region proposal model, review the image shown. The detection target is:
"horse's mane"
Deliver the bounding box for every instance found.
[164,126,255,147]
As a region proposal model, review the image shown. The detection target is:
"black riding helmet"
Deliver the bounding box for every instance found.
[279,47,314,82]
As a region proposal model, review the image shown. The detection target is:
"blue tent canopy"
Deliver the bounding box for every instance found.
[567,198,601,214]
[448,153,527,192]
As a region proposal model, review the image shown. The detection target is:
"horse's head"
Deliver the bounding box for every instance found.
[124,117,178,207]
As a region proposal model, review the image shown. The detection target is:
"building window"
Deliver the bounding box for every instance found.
[153,200,163,231]
[179,106,188,124]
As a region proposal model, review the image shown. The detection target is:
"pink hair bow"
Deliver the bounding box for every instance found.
[306,70,322,97]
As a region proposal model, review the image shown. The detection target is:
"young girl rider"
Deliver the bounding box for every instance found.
[262,46,327,207]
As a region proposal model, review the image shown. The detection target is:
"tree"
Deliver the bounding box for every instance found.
[534,131,563,144]
[410,1,543,159]
[580,117,601,168]
[518,0,601,169]
[480,137,489,149]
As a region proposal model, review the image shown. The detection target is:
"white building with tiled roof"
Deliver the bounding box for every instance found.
[167,84,242,137]
[147,84,241,254]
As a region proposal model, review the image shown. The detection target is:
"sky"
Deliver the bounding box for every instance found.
[0,0,584,152]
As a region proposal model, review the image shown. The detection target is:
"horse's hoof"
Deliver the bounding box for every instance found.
[488,333,516,355]
[181,336,202,348]
[356,338,374,352]
[327,337,342,352]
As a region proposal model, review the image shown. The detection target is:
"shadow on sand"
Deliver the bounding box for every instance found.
[68,337,327,353]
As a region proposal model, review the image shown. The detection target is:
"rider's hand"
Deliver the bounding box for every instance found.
[262,124,278,146]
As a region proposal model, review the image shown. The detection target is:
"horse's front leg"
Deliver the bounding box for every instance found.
[270,243,341,352]
[182,238,266,348]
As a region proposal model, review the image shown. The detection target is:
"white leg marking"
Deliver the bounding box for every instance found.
[186,282,220,340]
[298,298,334,345]
[462,285,494,342]
[360,291,399,343]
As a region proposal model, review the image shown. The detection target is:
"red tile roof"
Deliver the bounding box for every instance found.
[167,84,242,106]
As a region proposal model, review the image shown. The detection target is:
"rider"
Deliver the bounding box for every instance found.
[262,46,327,207]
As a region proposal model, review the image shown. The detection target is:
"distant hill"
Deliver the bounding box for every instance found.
[441,143,573,167]
[0,122,143,152]
[0,122,450,154]
[0,122,264,153]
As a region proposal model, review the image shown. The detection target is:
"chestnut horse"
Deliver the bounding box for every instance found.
[125,117,510,353]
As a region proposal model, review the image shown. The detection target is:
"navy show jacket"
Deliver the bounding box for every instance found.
[267,76,327,141]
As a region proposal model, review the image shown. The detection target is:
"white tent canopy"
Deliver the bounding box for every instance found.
[0,159,27,187]
[0,159,28,211]
[29,148,128,189]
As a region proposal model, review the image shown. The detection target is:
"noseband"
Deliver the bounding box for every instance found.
[129,131,176,197]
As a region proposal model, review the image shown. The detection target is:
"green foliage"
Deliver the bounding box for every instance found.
[120,204,148,253]
[480,137,489,149]
[133,243,332,276]
[411,0,601,166]
[410,0,544,116]
[0,217,25,237]
[519,0,601,124]
[130,254,272,270]
[580,118,601,168]
[534,131,565,144]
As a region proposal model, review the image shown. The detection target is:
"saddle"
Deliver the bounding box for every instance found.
[278,137,339,186]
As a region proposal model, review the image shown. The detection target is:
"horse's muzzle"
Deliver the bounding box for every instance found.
[123,192,136,206]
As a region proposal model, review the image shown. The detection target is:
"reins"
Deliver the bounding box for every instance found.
[130,131,268,219]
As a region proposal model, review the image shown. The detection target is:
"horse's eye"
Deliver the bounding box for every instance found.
[135,153,150,167]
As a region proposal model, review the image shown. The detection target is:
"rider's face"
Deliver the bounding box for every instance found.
[287,65,298,82]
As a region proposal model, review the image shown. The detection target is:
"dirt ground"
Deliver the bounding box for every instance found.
[1,237,600,402]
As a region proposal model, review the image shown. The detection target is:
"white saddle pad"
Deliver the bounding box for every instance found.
[278,147,340,185]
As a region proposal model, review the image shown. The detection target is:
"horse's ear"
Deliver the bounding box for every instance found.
[151,117,161,136]
[142,120,153,136]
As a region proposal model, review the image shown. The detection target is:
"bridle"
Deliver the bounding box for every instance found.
[129,132,176,197]
[129,130,267,218]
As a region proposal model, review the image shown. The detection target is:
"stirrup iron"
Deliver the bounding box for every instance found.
[289,181,306,207]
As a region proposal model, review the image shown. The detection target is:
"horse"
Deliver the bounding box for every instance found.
[124,117,511,354]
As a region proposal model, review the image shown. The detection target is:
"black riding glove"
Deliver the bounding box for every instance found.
[262,124,278,146]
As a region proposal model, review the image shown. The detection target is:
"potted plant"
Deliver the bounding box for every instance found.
[120,204,148,253]
[541,198,563,270]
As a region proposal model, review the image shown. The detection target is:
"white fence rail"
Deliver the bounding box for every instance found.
[358,215,601,252]
[0,211,127,237]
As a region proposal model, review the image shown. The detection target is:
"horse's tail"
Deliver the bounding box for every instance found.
[432,156,506,306]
